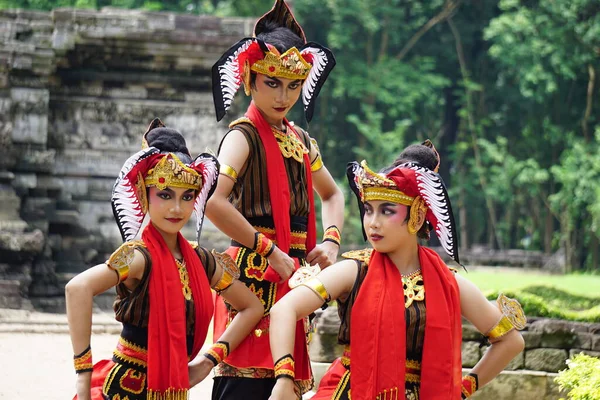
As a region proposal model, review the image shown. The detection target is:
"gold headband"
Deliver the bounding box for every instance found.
[358,161,414,206]
[144,153,202,191]
[250,46,311,80]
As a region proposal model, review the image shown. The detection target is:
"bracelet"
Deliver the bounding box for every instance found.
[322,225,341,247]
[274,354,295,380]
[74,345,93,374]
[253,232,275,258]
[203,341,230,366]
[219,164,238,184]
[461,373,478,398]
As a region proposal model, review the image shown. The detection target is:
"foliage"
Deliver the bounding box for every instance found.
[484,285,600,322]
[4,0,600,270]
[555,353,600,400]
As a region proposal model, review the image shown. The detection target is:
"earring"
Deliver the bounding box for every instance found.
[135,173,148,214]
[408,197,426,235]
[242,60,251,96]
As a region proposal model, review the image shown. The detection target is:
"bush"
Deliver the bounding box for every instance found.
[485,285,600,322]
[555,354,600,400]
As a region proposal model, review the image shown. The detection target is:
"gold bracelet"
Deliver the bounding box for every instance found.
[219,164,238,183]
[300,277,331,303]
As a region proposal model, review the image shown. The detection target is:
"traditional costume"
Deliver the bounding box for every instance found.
[306,160,525,399]
[73,119,240,400]
[210,0,336,396]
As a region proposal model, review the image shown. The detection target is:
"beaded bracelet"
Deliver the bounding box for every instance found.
[322,225,341,247]
[74,345,93,374]
[274,354,295,380]
[461,372,479,399]
[203,341,230,367]
[254,232,275,258]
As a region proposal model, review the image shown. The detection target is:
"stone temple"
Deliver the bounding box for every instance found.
[0,7,251,311]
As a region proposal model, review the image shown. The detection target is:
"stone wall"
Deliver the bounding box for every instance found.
[0,8,251,311]
[310,307,600,399]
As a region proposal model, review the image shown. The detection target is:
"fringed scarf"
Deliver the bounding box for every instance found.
[245,101,317,281]
[143,223,214,399]
[351,247,462,399]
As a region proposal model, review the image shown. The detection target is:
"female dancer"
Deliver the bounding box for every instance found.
[268,143,526,399]
[66,119,263,400]
[208,0,343,397]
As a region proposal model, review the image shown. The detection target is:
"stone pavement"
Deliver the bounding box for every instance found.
[0,309,214,399]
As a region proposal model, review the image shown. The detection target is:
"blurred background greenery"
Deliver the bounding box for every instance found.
[3,0,600,274]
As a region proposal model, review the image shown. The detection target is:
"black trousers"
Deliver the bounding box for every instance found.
[212,376,276,400]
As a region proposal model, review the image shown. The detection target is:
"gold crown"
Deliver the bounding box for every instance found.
[251,46,311,80]
[145,153,202,191]
[357,160,414,206]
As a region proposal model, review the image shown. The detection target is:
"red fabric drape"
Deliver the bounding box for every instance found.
[351,247,462,399]
[144,223,214,396]
[245,102,316,282]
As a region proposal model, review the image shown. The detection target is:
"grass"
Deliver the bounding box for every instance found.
[459,270,600,296]
[458,269,600,322]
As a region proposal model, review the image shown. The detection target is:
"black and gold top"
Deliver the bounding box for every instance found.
[333,250,427,399]
[223,121,313,221]
[102,242,218,400]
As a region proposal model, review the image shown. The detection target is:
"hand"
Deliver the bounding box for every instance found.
[75,372,92,400]
[188,355,214,388]
[267,247,296,282]
[269,378,299,400]
[306,241,339,269]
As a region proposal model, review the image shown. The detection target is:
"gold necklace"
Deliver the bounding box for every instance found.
[402,269,424,308]
[175,259,192,301]
[271,126,308,163]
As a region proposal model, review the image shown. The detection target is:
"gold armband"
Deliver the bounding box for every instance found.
[211,250,240,293]
[300,277,331,303]
[106,242,137,284]
[486,293,527,340]
[219,164,238,183]
[310,138,324,172]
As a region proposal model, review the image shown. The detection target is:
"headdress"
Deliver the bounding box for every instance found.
[211,0,336,123]
[111,118,219,243]
[347,160,460,265]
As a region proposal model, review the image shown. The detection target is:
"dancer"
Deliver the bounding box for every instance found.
[207,0,344,397]
[268,143,526,399]
[67,119,264,400]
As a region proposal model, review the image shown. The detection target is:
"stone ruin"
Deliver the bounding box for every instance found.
[0,7,251,312]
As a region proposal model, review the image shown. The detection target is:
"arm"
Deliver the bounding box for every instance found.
[65,248,146,400]
[268,259,358,399]
[188,258,264,387]
[305,142,345,269]
[456,274,525,397]
[205,129,296,281]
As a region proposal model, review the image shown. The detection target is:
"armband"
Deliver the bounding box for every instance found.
[300,277,331,304]
[106,242,137,283]
[211,250,240,293]
[486,294,527,340]
[219,164,238,183]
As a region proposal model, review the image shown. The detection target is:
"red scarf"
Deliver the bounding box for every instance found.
[245,102,317,281]
[143,223,214,399]
[351,247,462,399]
